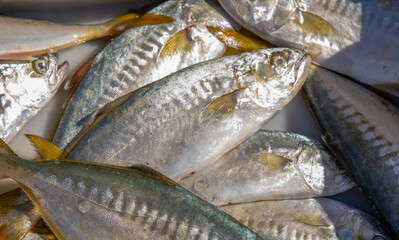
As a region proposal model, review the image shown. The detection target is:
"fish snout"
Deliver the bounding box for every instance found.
[292,52,311,87]
[54,61,69,86]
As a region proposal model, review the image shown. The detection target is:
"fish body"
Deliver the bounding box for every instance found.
[221,198,392,240]
[0,146,262,240]
[0,54,68,143]
[218,0,399,97]
[66,48,311,181]
[179,130,354,206]
[51,0,234,150]
[302,65,399,236]
[0,13,144,60]
[0,188,55,240]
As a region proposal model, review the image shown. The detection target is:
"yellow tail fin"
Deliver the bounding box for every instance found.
[25,135,63,159]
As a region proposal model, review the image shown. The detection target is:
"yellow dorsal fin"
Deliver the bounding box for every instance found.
[223,47,243,56]
[111,12,139,22]
[0,139,17,157]
[130,164,178,186]
[25,135,63,159]
[295,10,336,36]
[207,27,271,52]
[200,91,240,120]
[248,152,291,171]
[158,25,196,60]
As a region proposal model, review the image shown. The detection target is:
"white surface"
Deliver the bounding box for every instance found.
[0,1,380,222]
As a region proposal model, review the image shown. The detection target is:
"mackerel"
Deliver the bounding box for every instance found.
[302,65,399,236]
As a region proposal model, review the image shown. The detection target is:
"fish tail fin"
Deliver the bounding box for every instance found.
[107,13,174,36]
[25,135,63,159]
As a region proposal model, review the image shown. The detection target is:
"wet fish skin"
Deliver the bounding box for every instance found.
[0,146,262,240]
[302,65,399,236]
[0,54,68,143]
[179,130,354,206]
[66,48,311,181]
[221,198,392,240]
[51,0,234,150]
[218,0,399,97]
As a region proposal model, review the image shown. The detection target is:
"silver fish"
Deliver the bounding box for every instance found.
[0,143,262,240]
[302,65,399,236]
[51,0,234,150]
[218,0,399,97]
[179,130,354,206]
[221,198,392,240]
[65,48,311,181]
[0,54,68,143]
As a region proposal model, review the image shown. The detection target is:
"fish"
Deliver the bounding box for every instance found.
[218,0,399,97]
[0,0,161,10]
[54,48,311,181]
[50,0,268,151]
[0,54,68,143]
[221,198,392,240]
[0,188,55,240]
[0,12,174,60]
[0,141,262,240]
[302,65,399,236]
[179,130,354,206]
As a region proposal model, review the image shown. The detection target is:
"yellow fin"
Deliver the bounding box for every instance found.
[223,47,243,56]
[158,25,196,60]
[296,10,336,36]
[111,12,139,22]
[0,188,25,209]
[0,139,17,157]
[17,182,66,240]
[249,153,291,171]
[130,164,178,186]
[293,211,331,228]
[123,13,174,30]
[25,135,63,159]
[200,91,240,120]
[208,27,271,52]
[0,218,29,240]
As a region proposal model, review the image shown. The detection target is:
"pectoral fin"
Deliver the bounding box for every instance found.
[296,10,336,36]
[25,135,63,159]
[0,219,29,240]
[208,27,271,52]
[200,91,240,120]
[292,211,331,228]
[158,25,196,60]
[248,153,291,171]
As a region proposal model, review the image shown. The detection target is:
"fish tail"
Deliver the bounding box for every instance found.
[106,13,174,36]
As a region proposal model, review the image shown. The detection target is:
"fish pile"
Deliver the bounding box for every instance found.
[0,0,397,239]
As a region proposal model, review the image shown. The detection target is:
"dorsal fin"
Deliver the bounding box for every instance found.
[25,135,63,159]
[129,164,178,186]
[0,139,17,157]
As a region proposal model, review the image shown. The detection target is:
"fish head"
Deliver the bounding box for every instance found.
[238,48,311,109]
[1,54,68,108]
[335,209,393,240]
[296,144,354,195]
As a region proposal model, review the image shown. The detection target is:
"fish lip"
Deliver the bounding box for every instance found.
[292,53,311,88]
[54,61,69,86]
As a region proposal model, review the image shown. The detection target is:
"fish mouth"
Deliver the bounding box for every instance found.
[292,53,311,88]
[54,61,69,86]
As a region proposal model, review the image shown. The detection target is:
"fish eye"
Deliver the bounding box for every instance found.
[32,57,49,75]
[373,235,386,240]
